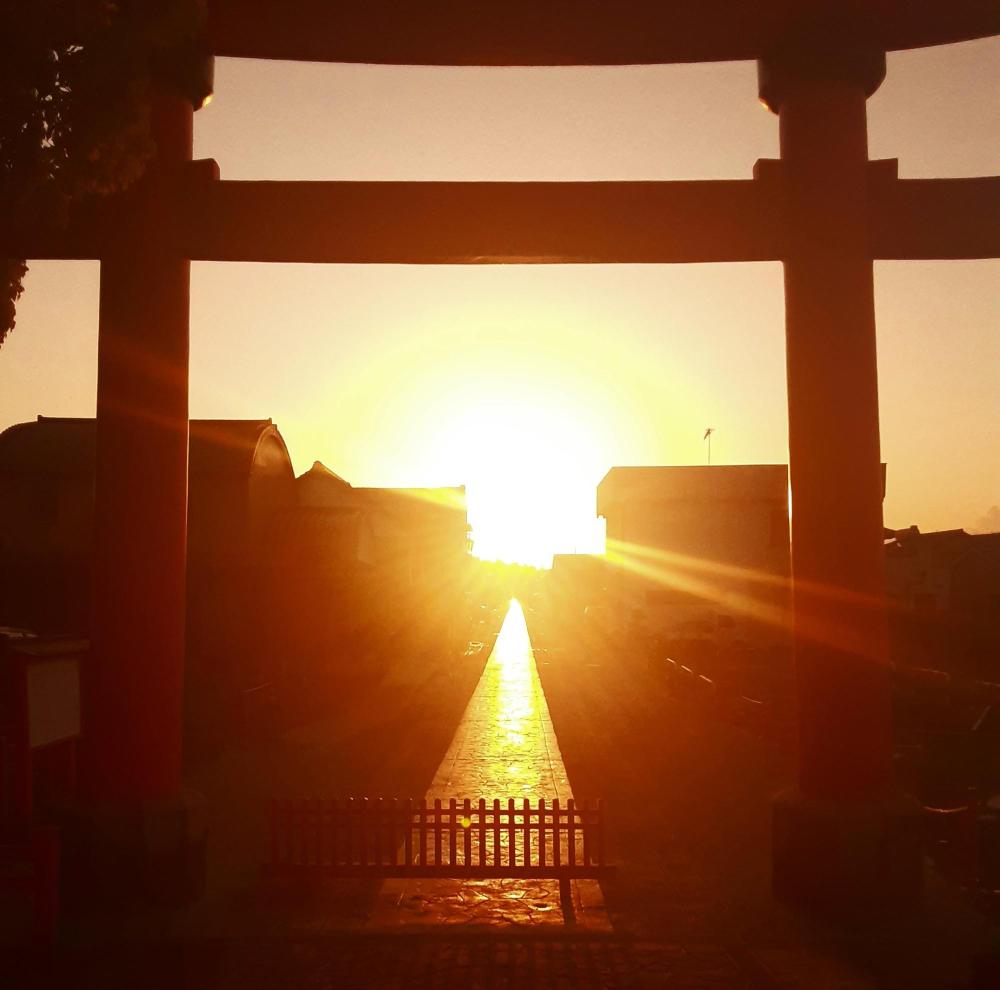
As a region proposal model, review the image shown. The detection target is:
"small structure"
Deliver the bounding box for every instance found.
[0,630,84,942]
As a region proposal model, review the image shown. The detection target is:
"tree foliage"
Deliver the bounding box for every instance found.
[0,0,206,347]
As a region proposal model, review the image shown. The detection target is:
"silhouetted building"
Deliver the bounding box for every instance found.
[0,419,473,749]
[264,462,373,704]
[0,418,97,634]
[279,466,471,691]
[289,463,469,586]
[294,461,370,553]
[885,525,1000,680]
[182,419,297,742]
[0,422,475,742]
[354,485,469,588]
[0,416,297,749]
[352,484,471,665]
[597,465,792,645]
[886,526,1000,616]
[0,416,289,627]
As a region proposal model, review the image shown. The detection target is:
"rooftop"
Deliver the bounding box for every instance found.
[0,417,292,481]
[598,464,789,516]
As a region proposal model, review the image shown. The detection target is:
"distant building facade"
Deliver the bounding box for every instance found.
[885,526,1000,617]
[597,465,792,645]
[276,462,470,682]
[885,526,1000,680]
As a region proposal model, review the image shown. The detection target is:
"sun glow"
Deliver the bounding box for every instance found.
[310,285,672,568]
[431,394,610,568]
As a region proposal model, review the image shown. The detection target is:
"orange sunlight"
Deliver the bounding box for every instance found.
[431,394,609,568]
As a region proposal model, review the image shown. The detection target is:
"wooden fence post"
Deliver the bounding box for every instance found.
[434,798,442,866]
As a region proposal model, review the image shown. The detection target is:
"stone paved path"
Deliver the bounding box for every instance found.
[373,600,609,929]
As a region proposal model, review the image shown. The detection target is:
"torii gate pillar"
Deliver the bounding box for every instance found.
[760,41,921,911]
[80,84,205,903]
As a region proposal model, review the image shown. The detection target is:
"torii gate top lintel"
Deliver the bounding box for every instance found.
[207,0,1000,66]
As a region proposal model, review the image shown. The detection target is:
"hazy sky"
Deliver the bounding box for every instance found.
[1,38,997,564]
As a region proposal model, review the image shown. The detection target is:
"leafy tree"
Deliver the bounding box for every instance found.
[0,0,206,347]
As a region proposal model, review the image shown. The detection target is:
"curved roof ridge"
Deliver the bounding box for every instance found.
[0,416,294,480]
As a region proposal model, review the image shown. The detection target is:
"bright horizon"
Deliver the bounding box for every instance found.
[1,39,997,567]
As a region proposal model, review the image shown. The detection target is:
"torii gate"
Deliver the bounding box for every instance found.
[6,2,998,909]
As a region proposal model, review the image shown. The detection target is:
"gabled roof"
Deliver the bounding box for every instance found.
[298,460,349,486]
[295,460,356,509]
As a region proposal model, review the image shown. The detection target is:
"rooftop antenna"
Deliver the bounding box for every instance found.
[703,427,715,465]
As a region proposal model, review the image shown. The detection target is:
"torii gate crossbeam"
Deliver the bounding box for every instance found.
[8,174,998,264]
[205,0,1000,66]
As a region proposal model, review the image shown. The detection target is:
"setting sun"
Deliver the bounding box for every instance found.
[427,391,610,567]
